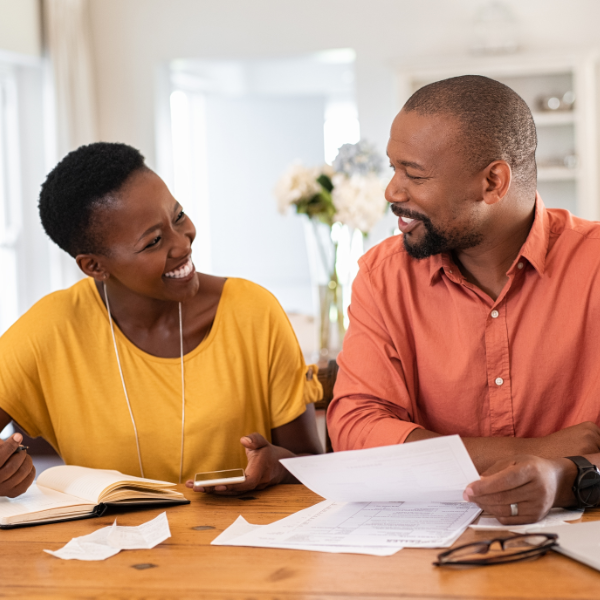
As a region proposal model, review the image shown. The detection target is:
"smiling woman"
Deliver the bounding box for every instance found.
[0,142,323,498]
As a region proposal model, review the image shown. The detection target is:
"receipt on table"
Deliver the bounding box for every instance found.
[45,512,171,561]
[470,508,584,532]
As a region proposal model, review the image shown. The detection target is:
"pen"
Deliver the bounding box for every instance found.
[15,445,28,452]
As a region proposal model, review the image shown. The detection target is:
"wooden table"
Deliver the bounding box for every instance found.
[1,485,600,600]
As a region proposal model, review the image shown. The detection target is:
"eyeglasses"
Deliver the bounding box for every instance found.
[434,533,558,567]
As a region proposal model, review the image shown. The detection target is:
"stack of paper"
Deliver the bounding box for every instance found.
[213,436,482,555]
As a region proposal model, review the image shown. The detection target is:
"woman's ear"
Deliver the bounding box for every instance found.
[482,160,512,206]
[76,254,109,281]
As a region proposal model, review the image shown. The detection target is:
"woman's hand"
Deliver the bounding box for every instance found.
[186,433,295,495]
[463,455,577,525]
[0,433,36,498]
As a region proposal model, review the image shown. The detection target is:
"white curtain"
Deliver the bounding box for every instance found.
[43,0,98,289]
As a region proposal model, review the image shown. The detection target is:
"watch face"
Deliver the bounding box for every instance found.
[579,471,600,506]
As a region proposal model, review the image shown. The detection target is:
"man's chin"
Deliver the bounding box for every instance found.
[403,235,442,260]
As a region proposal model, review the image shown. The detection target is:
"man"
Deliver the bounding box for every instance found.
[328,75,600,524]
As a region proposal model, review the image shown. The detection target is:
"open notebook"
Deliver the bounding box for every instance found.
[0,465,189,528]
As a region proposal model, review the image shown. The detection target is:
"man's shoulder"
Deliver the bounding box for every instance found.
[359,235,414,274]
[548,208,600,240]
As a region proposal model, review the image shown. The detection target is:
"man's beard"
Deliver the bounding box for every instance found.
[391,204,483,260]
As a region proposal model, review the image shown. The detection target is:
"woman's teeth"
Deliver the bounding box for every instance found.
[164,258,194,279]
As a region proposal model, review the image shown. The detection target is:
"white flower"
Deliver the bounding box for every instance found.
[331,173,387,233]
[273,162,322,214]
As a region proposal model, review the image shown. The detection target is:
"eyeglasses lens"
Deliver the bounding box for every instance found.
[444,542,492,561]
[502,535,553,551]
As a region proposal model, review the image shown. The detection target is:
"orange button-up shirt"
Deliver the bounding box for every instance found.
[328,197,600,451]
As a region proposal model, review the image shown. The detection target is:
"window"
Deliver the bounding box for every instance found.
[0,64,21,336]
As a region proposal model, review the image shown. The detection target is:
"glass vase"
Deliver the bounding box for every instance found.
[318,271,346,361]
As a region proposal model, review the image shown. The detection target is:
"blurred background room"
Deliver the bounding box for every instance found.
[1,0,599,460]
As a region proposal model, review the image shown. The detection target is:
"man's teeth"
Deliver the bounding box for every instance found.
[164,258,194,279]
[403,217,415,223]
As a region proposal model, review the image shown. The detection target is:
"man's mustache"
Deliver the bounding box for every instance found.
[390,204,427,221]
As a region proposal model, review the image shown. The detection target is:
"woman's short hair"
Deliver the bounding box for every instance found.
[39,142,146,257]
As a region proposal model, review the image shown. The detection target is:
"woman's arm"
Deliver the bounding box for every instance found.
[0,407,36,497]
[186,404,323,494]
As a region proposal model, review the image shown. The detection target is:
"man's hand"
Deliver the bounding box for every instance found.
[463,455,576,525]
[0,433,36,498]
[186,433,294,495]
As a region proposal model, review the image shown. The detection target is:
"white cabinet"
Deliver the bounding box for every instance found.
[394,52,599,220]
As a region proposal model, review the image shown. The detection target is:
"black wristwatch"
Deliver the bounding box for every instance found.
[565,456,600,508]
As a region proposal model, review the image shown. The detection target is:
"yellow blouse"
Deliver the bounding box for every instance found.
[0,278,321,482]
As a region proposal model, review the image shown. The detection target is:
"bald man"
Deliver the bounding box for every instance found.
[328,75,600,524]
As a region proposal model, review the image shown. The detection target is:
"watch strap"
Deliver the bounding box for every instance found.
[565,456,600,508]
[565,456,595,471]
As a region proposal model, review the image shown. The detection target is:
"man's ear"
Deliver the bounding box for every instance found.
[76,254,109,281]
[482,160,511,206]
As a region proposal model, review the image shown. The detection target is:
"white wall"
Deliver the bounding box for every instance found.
[0,0,41,57]
[88,0,600,167]
[204,94,325,314]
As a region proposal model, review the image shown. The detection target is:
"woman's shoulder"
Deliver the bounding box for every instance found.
[2,278,98,338]
[224,278,283,311]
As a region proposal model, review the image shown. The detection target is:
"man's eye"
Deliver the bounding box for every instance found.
[389,163,396,172]
[406,173,424,181]
[144,236,161,249]
[176,210,185,221]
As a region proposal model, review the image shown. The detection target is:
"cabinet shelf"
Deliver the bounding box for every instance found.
[532,111,576,126]
[537,166,577,182]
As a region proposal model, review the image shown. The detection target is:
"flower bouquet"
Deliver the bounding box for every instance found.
[274,141,387,358]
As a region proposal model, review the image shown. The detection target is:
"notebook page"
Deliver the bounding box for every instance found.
[0,484,92,524]
[37,466,176,503]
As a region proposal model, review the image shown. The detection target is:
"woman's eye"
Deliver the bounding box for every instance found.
[176,210,185,221]
[144,236,161,249]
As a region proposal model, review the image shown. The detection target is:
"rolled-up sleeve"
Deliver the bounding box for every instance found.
[327,259,422,450]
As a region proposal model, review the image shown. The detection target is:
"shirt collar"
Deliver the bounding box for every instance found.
[428,192,549,285]
[512,192,548,277]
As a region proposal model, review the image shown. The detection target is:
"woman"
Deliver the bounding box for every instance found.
[0,142,323,498]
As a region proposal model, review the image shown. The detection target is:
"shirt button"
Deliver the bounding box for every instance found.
[491,310,499,318]
[448,269,453,274]
[495,377,504,386]
[517,262,524,269]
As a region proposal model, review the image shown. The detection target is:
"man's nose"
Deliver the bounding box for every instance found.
[385,178,408,204]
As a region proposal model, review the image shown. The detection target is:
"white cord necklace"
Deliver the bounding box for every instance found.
[104,283,186,483]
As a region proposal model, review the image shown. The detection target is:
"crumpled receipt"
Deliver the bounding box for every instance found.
[44,512,171,561]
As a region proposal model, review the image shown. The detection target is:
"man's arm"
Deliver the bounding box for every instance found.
[407,423,600,473]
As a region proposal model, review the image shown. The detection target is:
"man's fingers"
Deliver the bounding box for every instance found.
[468,484,535,507]
[475,501,546,525]
[466,464,532,498]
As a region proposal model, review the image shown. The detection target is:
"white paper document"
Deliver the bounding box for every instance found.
[470,508,584,532]
[214,436,482,555]
[45,512,171,561]
[279,435,480,503]
[213,499,481,555]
